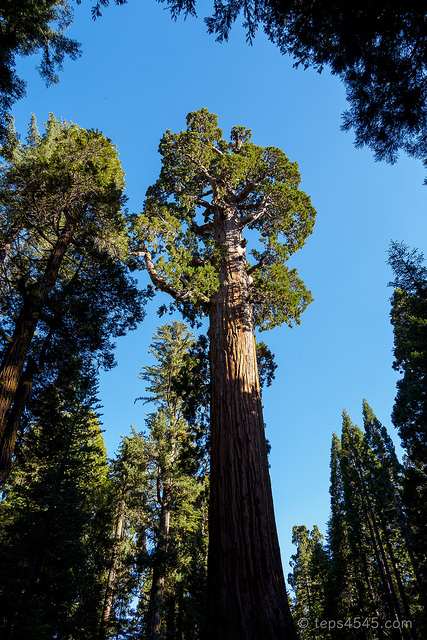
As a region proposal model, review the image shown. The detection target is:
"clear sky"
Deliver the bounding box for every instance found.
[11,0,427,580]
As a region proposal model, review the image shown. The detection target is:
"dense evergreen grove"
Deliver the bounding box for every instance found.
[0,4,426,640]
[288,244,427,640]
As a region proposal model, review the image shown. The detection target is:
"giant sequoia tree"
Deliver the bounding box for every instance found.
[134,108,315,640]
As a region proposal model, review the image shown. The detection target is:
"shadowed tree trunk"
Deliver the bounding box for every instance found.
[146,485,171,639]
[99,498,126,640]
[0,224,75,444]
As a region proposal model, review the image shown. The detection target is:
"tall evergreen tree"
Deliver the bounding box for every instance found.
[99,323,209,640]
[0,359,114,639]
[99,431,149,640]
[136,323,208,640]
[325,408,419,639]
[288,525,329,639]
[0,114,147,478]
[133,107,315,640]
[388,241,427,616]
[291,404,423,639]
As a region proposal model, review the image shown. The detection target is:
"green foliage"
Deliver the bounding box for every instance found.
[388,242,427,604]
[0,362,115,639]
[0,1,131,133]
[0,1,79,134]
[133,108,315,330]
[102,323,208,639]
[163,1,427,173]
[0,114,148,461]
[290,404,424,637]
[288,525,329,638]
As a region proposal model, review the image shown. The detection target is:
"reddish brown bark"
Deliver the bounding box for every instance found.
[0,358,36,484]
[206,203,297,640]
[0,223,75,449]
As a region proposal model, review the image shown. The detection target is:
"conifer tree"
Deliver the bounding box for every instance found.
[136,323,208,640]
[100,323,209,640]
[388,241,427,592]
[0,114,147,477]
[0,360,114,639]
[134,108,315,640]
[325,409,419,639]
[288,525,329,639]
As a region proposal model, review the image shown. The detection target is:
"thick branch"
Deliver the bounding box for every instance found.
[247,252,269,275]
[235,173,266,203]
[141,246,210,303]
[183,151,218,195]
[212,146,224,156]
[239,195,272,228]
[195,198,215,211]
[192,221,214,236]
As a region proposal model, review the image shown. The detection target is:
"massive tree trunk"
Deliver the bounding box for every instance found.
[206,203,297,640]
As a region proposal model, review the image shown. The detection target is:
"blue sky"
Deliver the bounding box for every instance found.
[12,1,427,577]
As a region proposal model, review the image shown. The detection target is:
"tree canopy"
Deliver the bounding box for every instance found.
[0,113,148,480]
[134,107,315,330]
[158,1,427,171]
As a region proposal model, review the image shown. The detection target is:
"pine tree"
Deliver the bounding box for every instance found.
[98,323,209,640]
[288,525,329,639]
[324,408,419,639]
[133,108,315,640]
[136,323,208,640]
[387,241,427,593]
[0,114,147,478]
[0,360,114,639]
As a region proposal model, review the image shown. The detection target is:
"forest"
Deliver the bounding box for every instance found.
[0,2,426,639]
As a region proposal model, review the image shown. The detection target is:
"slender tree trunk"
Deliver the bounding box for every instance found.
[389,478,424,589]
[146,487,171,639]
[206,203,297,640]
[357,472,406,640]
[380,519,416,640]
[99,498,126,640]
[0,225,21,263]
[0,357,36,484]
[0,223,75,441]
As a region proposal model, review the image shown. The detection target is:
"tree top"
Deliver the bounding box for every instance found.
[134,108,316,331]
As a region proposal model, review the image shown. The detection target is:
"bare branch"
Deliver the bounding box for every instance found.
[212,145,224,156]
[195,198,215,211]
[192,222,214,236]
[140,246,186,301]
[247,252,269,275]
